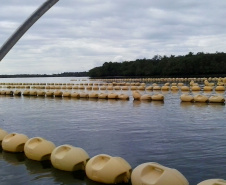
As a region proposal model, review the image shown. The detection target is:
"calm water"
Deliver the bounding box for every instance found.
[0,77,225,185]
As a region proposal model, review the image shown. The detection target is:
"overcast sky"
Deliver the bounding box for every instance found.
[0,0,226,74]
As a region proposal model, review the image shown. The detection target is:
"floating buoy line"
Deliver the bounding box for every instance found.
[0,128,225,185]
[0,79,225,104]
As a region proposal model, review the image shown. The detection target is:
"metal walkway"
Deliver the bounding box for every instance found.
[0,0,59,61]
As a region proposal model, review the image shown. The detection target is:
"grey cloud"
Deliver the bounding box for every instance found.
[1,0,226,74]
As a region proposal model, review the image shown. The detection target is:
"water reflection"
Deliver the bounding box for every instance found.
[2,151,26,165]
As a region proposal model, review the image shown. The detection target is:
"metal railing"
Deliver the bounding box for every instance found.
[0,0,59,61]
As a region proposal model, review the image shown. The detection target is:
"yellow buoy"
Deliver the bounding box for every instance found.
[197,179,226,185]
[118,94,129,100]
[215,86,225,91]
[46,91,54,97]
[51,144,89,171]
[54,91,63,97]
[98,93,108,99]
[194,94,208,103]
[85,154,131,184]
[80,92,89,98]
[108,93,118,99]
[62,91,71,97]
[140,94,152,101]
[181,86,190,91]
[209,95,225,103]
[203,86,213,91]
[180,94,194,102]
[37,90,46,96]
[171,86,179,91]
[24,137,56,161]
[2,133,29,152]
[131,162,189,185]
[132,91,141,100]
[152,94,164,101]
[161,86,169,91]
[0,128,8,145]
[88,92,99,98]
[71,92,80,98]
[191,86,201,91]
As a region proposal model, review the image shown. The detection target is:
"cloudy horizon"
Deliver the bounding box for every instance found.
[0,0,226,74]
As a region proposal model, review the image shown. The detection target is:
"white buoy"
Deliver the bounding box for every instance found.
[51,144,89,171]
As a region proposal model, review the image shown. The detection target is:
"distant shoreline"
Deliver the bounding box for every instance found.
[0,72,88,78]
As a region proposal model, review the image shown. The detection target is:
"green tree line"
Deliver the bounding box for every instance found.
[88,52,226,77]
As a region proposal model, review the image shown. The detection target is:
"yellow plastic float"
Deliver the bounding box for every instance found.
[138,86,145,90]
[215,86,225,91]
[131,86,138,90]
[85,154,131,184]
[62,91,71,97]
[71,92,80,98]
[153,86,161,90]
[54,90,63,97]
[100,86,107,90]
[0,128,8,145]
[107,86,113,90]
[93,86,99,90]
[180,94,194,102]
[145,86,153,91]
[121,86,129,90]
[132,91,141,100]
[30,90,37,96]
[24,137,56,161]
[194,95,208,103]
[152,94,164,101]
[197,179,226,185]
[2,133,29,152]
[23,90,30,96]
[86,86,92,90]
[171,86,179,91]
[80,92,89,98]
[161,86,169,91]
[181,86,190,91]
[88,92,99,98]
[191,86,201,91]
[108,93,118,99]
[203,86,213,91]
[208,95,225,103]
[51,144,89,171]
[46,91,54,97]
[98,93,108,99]
[131,162,189,185]
[140,94,152,101]
[118,94,129,100]
[5,90,14,95]
[37,90,46,96]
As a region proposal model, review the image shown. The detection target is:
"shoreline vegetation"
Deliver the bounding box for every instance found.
[1,52,226,78]
[89,52,226,78]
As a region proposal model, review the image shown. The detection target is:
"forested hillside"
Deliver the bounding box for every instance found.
[88,52,226,77]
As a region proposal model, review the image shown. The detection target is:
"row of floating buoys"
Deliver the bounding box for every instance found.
[1,128,224,184]
[132,91,164,101]
[0,90,130,100]
[180,94,225,103]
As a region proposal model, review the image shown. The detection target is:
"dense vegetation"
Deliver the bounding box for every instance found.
[88,52,226,78]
